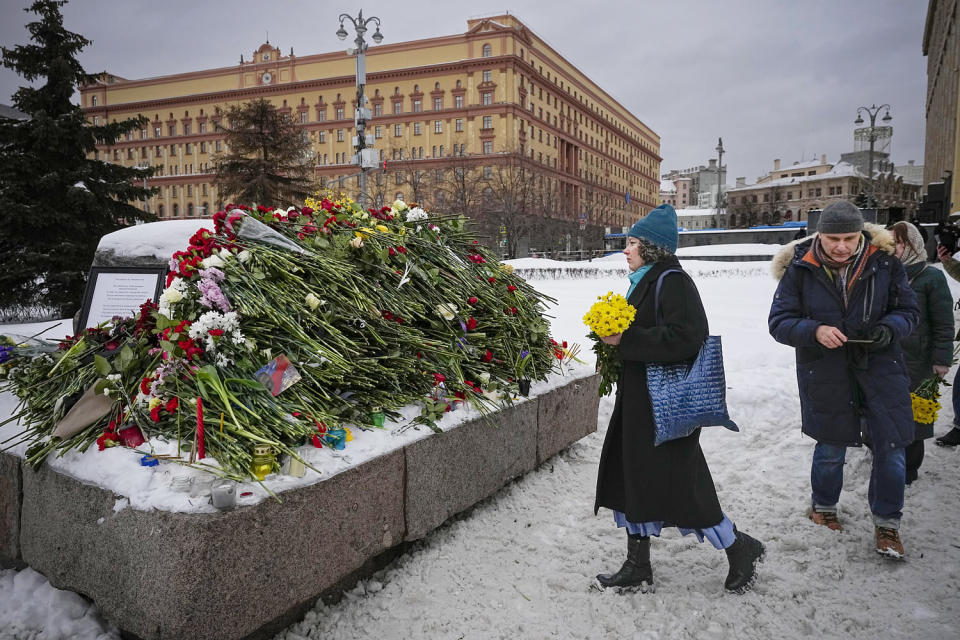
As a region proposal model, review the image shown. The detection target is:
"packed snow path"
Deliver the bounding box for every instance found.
[2,259,959,640]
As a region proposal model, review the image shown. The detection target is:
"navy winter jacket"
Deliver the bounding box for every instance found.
[768,226,920,449]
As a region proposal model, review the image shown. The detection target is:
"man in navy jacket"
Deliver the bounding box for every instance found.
[769,202,919,558]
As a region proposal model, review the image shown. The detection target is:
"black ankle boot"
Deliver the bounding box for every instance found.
[724,529,765,593]
[935,427,960,447]
[596,534,653,591]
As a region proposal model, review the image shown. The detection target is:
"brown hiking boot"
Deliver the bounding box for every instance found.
[875,527,905,559]
[809,509,843,531]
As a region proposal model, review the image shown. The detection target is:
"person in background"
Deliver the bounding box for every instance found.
[934,241,960,447]
[890,222,953,481]
[594,203,764,594]
[769,201,919,558]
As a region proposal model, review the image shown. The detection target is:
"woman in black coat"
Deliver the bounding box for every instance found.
[594,204,764,594]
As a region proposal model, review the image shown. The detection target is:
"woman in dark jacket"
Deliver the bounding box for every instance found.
[891,221,954,483]
[594,204,764,594]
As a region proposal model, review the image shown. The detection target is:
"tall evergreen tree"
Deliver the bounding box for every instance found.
[214,98,316,208]
[0,0,154,319]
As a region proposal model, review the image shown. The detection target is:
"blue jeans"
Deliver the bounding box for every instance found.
[811,441,905,529]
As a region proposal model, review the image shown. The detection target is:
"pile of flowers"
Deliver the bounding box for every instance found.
[583,292,637,396]
[2,197,565,484]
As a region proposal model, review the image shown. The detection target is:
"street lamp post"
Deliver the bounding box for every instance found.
[715,137,724,227]
[854,103,892,208]
[337,10,383,210]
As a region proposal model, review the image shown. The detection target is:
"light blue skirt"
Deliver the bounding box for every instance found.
[613,510,736,550]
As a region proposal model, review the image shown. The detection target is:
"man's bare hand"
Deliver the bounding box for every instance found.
[934,364,950,378]
[600,333,622,346]
[938,245,955,263]
[815,325,847,349]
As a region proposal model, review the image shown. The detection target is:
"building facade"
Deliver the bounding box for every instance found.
[725,158,921,227]
[923,0,960,208]
[81,15,660,248]
[660,161,726,210]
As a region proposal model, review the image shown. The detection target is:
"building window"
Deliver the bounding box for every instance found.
[484,166,493,179]
[318,111,326,122]
[787,191,793,200]
[185,143,192,154]
[187,185,193,196]
[155,126,162,138]
[393,102,402,115]
[482,92,492,106]
[434,97,442,110]
[199,122,206,133]
[300,111,307,124]
[482,44,492,57]
[483,140,493,154]
[395,124,402,137]
[91,95,98,106]
[455,95,464,109]
[183,122,191,135]
[172,186,178,197]
[173,203,179,217]
[395,172,403,185]
[483,70,492,83]
[455,118,463,132]
[439,145,444,157]
[374,103,383,116]
[202,184,208,196]
[168,125,175,136]
[482,116,493,129]
[319,131,326,143]
[375,126,382,139]
[413,122,422,135]
[434,120,442,134]
[413,99,422,113]
[336,107,345,120]
[200,141,207,153]
[337,129,344,142]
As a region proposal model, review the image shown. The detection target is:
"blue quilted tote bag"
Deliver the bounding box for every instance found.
[646,270,739,446]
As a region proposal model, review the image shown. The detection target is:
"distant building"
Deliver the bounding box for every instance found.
[661,160,726,209]
[895,160,924,185]
[725,158,920,228]
[659,178,676,206]
[676,207,716,231]
[79,14,660,234]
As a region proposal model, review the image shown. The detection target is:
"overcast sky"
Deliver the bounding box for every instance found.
[0,0,928,184]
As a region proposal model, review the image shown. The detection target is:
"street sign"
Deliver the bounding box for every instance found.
[579,213,586,231]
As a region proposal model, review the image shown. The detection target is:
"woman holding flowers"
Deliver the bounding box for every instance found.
[593,204,764,594]
[890,221,954,483]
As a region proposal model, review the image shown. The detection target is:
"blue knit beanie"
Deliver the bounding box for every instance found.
[628,204,678,253]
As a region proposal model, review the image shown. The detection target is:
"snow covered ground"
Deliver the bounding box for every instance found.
[3,257,960,640]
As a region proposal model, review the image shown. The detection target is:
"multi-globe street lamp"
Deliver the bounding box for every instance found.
[854,103,892,208]
[336,10,384,210]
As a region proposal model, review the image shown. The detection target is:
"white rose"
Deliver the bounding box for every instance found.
[305,292,321,311]
[392,199,409,212]
[161,287,183,304]
[478,372,491,385]
[201,254,225,269]
[436,303,458,321]
[350,236,364,249]
[237,250,251,263]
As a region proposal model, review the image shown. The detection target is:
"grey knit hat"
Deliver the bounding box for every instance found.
[818,201,863,234]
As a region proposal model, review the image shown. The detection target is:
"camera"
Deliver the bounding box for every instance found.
[935,221,960,255]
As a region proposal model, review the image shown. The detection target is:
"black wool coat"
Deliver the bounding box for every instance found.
[594,256,724,528]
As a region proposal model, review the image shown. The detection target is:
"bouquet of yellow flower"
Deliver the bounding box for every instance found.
[911,376,943,424]
[583,292,637,396]
[583,293,636,337]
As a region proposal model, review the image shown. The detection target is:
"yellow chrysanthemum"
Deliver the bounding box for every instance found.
[583,292,636,337]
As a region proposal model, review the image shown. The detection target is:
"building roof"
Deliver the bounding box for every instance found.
[729,161,865,192]
[675,208,717,217]
[0,104,28,120]
[660,179,676,193]
[774,158,827,173]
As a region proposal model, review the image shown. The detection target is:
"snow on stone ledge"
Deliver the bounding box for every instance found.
[96,219,214,262]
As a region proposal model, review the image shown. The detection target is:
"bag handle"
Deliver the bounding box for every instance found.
[653,269,685,326]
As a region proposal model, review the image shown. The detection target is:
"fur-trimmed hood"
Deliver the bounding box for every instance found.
[770,222,895,280]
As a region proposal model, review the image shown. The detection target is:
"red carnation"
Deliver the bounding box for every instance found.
[466,317,478,331]
[483,349,493,362]
[468,296,478,305]
[507,285,517,292]
[208,329,225,337]
[165,397,179,412]
[488,277,496,283]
